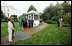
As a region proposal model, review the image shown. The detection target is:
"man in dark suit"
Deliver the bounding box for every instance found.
[24,18,27,28]
[58,19,60,27]
[22,17,25,28]
[31,19,34,27]
[28,19,31,28]
[11,17,15,39]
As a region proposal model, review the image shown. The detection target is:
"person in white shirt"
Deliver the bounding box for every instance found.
[8,18,14,42]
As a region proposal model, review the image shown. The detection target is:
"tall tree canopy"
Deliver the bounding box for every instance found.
[27,5,37,12]
[19,13,26,19]
[43,4,55,20]
[42,1,71,22]
[61,1,71,14]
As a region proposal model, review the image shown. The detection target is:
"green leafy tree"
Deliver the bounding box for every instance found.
[61,2,71,14]
[51,16,59,21]
[42,1,71,22]
[43,3,55,20]
[39,13,43,19]
[10,15,18,21]
[19,13,26,19]
[63,13,71,24]
[27,5,37,12]
[54,4,63,17]
[1,10,8,21]
[1,10,5,20]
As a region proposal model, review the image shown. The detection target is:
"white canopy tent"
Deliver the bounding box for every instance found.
[27,10,39,15]
[26,10,40,27]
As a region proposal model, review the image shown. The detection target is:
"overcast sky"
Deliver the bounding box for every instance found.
[1,1,71,16]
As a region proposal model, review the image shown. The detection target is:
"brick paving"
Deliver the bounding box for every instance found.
[1,36,19,45]
[1,22,48,45]
[24,22,48,35]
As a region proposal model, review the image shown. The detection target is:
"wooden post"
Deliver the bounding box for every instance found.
[33,14,34,20]
[33,13,34,27]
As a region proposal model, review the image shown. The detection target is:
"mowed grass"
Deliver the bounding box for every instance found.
[1,22,43,38]
[39,22,43,26]
[10,24,71,45]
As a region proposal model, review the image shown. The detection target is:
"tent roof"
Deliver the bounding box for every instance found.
[27,10,39,15]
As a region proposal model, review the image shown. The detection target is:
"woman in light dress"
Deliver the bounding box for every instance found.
[8,18,14,42]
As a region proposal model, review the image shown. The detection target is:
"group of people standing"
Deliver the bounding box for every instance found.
[19,17,34,28]
[58,18,63,27]
[8,17,34,42]
[19,18,27,28]
[8,17,15,42]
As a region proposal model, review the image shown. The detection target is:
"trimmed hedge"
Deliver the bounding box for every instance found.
[46,20,57,24]
[51,16,59,21]
[62,24,71,27]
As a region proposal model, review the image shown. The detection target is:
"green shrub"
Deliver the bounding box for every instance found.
[63,13,71,25]
[1,17,8,22]
[51,16,59,21]
[62,24,71,27]
[46,20,57,24]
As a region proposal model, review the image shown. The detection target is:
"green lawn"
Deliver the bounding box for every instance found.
[10,24,71,45]
[1,22,23,38]
[1,22,43,38]
[39,22,43,26]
